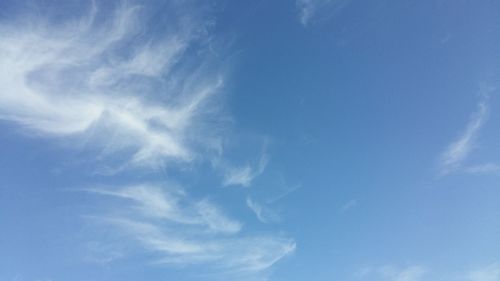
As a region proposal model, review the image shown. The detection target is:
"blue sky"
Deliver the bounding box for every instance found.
[1,0,500,280]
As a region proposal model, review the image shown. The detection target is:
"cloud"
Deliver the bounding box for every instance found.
[357,263,500,281]
[246,197,280,223]
[0,1,223,169]
[222,152,269,187]
[0,2,296,278]
[339,199,357,213]
[296,0,352,26]
[357,265,427,281]
[86,184,242,234]
[467,263,500,281]
[380,265,427,281]
[439,90,490,175]
[223,165,255,186]
[465,163,500,175]
[296,0,317,26]
[86,184,295,273]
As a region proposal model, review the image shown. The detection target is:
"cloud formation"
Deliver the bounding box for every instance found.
[357,263,500,281]
[222,152,268,187]
[0,2,223,169]
[465,163,500,175]
[439,90,490,175]
[467,263,500,281]
[339,199,357,213]
[357,265,427,281]
[381,266,427,281]
[0,1,295,278]
[246,197,280,223]
[296,0,352,26]
[87,184,295,273]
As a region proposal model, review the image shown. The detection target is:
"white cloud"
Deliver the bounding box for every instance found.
[87,184,295,273]
[465,163,500,175]
[357,265,427,281]
[467,263,500,281]
[1,2,296,278]
[339,199,357,213]
[296,0,317,26]
[223,165,255,187]
[246,197,280,223]
[222,152,269,187]
[439,91,490,175]
[0,2,222,169]
[296,0,352,26]
[380,265,427,281]
[87,184,242,234]
[357,263,500,281]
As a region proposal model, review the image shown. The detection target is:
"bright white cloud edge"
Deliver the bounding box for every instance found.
[0,1,295,278]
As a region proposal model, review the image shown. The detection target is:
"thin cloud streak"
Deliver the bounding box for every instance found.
[246,197,280,223]
[296,0,317,26]
[381,265,427,281]
[356,263,500,281]
[296,0,352,26]
[339,199,357,213]
[87,184,295,273]
[86,184,242,234]
[465,163,500,175]
[357,265,427,281]
[439,91,490,175]
[467,263,500,281]
[222,152,269,187]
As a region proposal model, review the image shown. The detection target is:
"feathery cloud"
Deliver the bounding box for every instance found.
[296,0,352,26]
[246,197,280,223]
[87,184,242,234]
[0,2,222,169]
[296,0,317,26]
[222,152,269,187]
[439,91,490,175]
[357,265,427,281]
[87,184,295,273]
[467,263,500,281]
[0,2,295,278]
[465,163,500,175]
[381,265,427,281]
[339,199,357,213]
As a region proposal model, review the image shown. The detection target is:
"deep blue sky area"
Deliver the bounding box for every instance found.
[1,1,500,281]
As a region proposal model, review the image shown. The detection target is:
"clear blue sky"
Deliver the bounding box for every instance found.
[1,1,500,281]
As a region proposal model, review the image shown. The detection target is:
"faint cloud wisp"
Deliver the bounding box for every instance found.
[86,184,295,273]
[439,89,491,175]
[296,0,352,26]
[0,1,295,278]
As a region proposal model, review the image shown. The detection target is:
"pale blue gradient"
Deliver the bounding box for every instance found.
[1,1,500,281]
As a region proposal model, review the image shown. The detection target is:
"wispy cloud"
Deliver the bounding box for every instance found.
[0,2,222,169]
[357,263,500,281]
[296,0,317,26]
[0,2,295,278]
[465,163,500,175]
[296,0,352,26]
[86,184,295,273]
[357,265,427,281]
[381,265,427,281]
[439,90,490,175]
[339,199,357,213]
[87,184,242,234]
[246,197,280,223]
[222,152,269,187]
[467,263,500,281]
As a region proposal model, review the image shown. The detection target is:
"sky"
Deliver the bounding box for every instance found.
[1,0,500,281]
